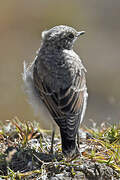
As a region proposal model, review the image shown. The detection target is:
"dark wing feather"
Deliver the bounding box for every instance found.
[33,62,86,138]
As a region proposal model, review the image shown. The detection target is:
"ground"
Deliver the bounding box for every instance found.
[0,117,120,179]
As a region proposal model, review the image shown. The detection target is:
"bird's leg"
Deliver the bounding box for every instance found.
[77,130,80,148]
[50,129,55,154]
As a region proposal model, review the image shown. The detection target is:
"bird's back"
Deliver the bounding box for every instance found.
[33,48,88,156]
[34,48,85,90]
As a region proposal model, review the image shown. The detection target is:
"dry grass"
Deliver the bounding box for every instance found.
[0,117,120,179]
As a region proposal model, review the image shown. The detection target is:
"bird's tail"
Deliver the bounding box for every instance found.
[60,129,79,157]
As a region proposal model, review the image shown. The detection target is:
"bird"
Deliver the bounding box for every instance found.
[23,25,88,157]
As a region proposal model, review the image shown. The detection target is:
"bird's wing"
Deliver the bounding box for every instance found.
[33,63,86,137]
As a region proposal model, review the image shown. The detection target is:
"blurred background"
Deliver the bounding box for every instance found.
[0,0,120,127]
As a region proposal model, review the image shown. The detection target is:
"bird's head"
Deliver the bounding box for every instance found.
[41,25,85,50]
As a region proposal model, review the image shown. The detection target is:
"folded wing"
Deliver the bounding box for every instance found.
[33,61,86,139]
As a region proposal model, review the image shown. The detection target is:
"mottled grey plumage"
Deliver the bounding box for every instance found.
[23,25,88,157]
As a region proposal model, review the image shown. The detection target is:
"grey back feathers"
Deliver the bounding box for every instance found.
[23,25,88,157]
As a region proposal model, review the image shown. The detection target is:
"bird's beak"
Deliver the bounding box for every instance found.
[77,31,85,37]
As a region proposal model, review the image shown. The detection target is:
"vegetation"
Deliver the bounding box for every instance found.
[0,117,120,179]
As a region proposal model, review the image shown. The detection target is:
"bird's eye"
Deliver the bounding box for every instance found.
[68,33,74,39]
